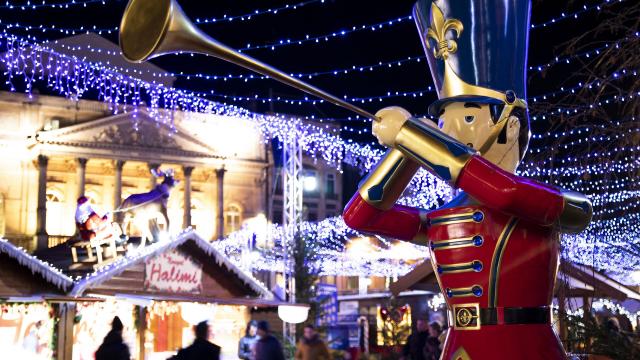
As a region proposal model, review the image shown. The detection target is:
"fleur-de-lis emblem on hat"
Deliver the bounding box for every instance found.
[426,2,464,60]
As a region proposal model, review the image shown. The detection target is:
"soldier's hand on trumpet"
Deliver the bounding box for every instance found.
[372,106,439,148]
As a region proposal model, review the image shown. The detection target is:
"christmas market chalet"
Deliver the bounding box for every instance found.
[0,229,279,360]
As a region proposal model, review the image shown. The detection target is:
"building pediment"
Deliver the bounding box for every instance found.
[36,111,221,160]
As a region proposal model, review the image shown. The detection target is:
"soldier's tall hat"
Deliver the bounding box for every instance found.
[413,0,531,116]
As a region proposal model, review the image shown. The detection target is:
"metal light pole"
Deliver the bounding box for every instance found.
[282,123,303,345]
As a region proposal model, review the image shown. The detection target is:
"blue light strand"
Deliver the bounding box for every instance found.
[0,14,413,40]
[528,128,639,154]
[192,0,326,25]
[529,33,639,73]
[530,0,627,29]
[0,0,327,34]
[0,20,118,35]
[530,68,639,102]
[204,86,435,105]
[530,90,640,121]
[239,15,414,52]
[0,0,113,10]
[164,55,425,82]
[531,118,637,140]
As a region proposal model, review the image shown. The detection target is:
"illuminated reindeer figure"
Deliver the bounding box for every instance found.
[118,168,178,246]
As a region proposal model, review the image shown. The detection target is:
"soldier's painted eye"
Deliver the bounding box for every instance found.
[465,115,475,123]
[438,119,444,128]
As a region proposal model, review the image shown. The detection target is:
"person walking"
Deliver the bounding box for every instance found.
[172,321,221,360]
[254,320,285,360]
[423,322,442,360]
[95,316,131,360]
[238,320,259,360]
[401,319,429,360]
[295,324,331,360]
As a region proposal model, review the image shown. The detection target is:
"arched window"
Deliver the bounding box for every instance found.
[46,187,74,236]
[190,197,214,238]
[46,191,63,203]
[224,203,242,235]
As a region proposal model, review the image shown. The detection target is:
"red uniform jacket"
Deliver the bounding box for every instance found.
[344,155,590,359]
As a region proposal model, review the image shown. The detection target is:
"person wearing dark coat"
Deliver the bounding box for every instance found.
[254,320,285,360]
[173,321,221,360]
[238,320,259,360]
[401,319,429,360]
[95,316,131,360]
[422,322,442,360]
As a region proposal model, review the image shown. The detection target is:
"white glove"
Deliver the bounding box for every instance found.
[372,106,412,147]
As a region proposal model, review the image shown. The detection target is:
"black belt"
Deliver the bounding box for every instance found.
[449,305,551,330]
[481,306,551,325]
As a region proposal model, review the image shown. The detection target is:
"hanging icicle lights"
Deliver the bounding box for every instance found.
[22,37,636,109]
[213,216,428,277]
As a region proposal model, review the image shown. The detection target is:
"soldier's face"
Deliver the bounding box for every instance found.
[437,102,493,150]
[438,102,521,171]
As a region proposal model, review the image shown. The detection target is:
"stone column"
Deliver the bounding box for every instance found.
[114,160,125,221]
[35,155,48,250]
[148,162,160,189]
[215,167,226,239]
[76,158,88,200]
[182,166,194,229]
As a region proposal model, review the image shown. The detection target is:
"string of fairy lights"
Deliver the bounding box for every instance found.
[0,0,624,38]
[0,0,638,283]
[0,0,115,10]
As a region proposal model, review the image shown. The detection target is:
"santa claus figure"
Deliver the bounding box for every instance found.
[75,196,120,242]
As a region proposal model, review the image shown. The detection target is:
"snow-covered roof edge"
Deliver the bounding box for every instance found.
[70,229,274,299]
[0,238,74,292]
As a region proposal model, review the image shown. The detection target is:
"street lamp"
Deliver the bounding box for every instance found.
[278,304,310,324]
[303,173,317,192]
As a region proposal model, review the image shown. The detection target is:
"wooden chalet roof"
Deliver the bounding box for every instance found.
[31,230,273,302]
[0,239,73,296]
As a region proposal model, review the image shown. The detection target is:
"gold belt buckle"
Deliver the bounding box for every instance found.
[452,303,480,330]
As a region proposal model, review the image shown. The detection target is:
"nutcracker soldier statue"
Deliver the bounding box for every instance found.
[343,0,593,359]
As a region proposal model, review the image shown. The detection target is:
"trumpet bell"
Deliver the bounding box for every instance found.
[120,0,190,62]
[118,0,377,120]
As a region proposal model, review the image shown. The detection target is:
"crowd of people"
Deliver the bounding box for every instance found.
[88,313,640,360]
[401,320,444,360]
[239,321,332,360]
[94,316,332,360]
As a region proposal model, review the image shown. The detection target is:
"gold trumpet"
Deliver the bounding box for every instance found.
[119,0,377,121]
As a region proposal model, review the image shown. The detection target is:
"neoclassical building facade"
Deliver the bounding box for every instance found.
[0,91,271,251]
